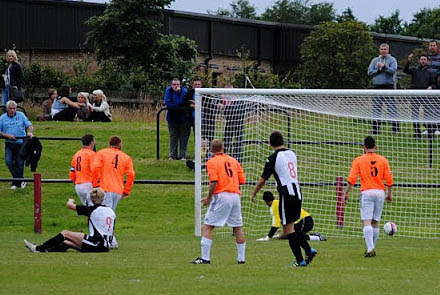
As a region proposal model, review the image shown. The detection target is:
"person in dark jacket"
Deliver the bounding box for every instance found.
[164,78,189,160]
[2,50,24,106]
[403,53,436,139]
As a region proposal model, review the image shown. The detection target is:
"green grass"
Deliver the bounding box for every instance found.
[0,119,439,294]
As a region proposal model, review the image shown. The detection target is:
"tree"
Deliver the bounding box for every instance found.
[403,7,440,39]
[86,0,197,94]
[261,0,335,25]
[336,7,356,23]
[295,21,377,89]
[207,0,258,19]
[369,10,405,35]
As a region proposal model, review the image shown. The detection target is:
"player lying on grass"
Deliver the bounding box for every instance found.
[24,188,116,253]
[256,191,326,242]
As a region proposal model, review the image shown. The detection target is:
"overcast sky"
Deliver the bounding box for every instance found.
[86,0,439,25]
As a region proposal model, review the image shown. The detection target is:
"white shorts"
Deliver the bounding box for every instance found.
[75,182,92,206]
[360,189,385,221]
[204,192,243,227]
[102,192,122,211]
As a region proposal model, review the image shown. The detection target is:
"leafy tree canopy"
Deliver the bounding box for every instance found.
[369,10,406,35]
[295,21,377,89]
[207,0,258,19]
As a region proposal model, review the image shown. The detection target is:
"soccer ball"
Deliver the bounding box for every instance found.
[383,222,397,236]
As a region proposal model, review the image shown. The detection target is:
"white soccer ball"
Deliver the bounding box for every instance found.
[383,221,397,236]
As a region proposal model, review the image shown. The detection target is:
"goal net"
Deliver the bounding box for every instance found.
[194,89,440,239]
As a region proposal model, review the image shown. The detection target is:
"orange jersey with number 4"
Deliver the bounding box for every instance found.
[206,153,245,194]
[92,147,135,195]
[347,152,393,191]
[69,148,95,184]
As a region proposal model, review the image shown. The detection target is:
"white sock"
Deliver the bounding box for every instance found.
[201,237,212,261]
[236,242,246,262]
[363,225,374,252]
[373,227,380,246]
[309,235,320,241]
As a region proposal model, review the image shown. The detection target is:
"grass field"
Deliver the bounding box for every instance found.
[0,117,439,295]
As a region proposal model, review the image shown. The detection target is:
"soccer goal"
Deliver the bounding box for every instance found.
[194,89,440,239]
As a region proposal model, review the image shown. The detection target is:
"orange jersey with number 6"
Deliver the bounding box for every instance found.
[347,152,393,191]
[92,147,135,195]
[69,148,95,184]
[206,153,245,194]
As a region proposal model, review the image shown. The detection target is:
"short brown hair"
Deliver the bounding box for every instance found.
[90,188,105,205]
[109,136,122,147]
[210,139,223,153]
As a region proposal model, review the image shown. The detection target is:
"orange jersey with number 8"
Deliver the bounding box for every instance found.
[347,152,393,191]
[69,148,95,184]
[206,153,245,194]
[92,147,135,195]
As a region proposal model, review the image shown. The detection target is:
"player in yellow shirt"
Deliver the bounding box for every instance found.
[257,191,326,242]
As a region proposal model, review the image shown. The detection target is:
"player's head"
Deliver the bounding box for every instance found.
[210,139,224,154]
[90,188,105,205]
[82,134,95,147]
[363,136,376,149]
[262,191,274,207]
[109,136,122,149]
[269,131,284,148]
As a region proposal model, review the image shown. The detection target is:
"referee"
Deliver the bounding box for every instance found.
[251,131,317,267]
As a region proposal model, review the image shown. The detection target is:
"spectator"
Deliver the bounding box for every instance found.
[164,78,190,160]
[36,88,57,121]
[87,90,112,122]
[2,50,24,106]
[368,43,399,134]
[403,53,435,139]
[51,85,83,121]
[0,100,33,189]
[76,92,91,121]
[185,79,203,134]
[427,40,440,78]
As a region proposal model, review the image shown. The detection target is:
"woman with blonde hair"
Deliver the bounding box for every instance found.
[87,89,112,122]
[51,85,84,121]
[2,50,24,105]
[75,92,91,121]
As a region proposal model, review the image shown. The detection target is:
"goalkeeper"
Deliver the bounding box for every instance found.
[257,191,326,242]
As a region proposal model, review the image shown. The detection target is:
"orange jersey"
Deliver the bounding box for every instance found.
[347,152,393,191]
[92,147,135,195]
[69,148,95,184]
[206,153,245,194]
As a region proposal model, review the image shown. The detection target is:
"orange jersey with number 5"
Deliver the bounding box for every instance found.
[69,148,95,184]
[206,153,245,194]
[347,152,393,191]
[92,147,135,195]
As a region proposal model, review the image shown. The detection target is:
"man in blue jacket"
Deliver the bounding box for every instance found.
[368,43,399,135]
[0,100,33,189]
[164,78,190,160]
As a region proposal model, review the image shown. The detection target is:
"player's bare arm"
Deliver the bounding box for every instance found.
[66,198,77,211]
[202,181,218,206]
[251,178,266,203]
[343,183,354,205]
[386,186,392,203]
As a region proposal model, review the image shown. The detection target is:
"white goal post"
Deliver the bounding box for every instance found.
[194,89,440,239]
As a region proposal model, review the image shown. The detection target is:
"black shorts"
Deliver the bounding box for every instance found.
[81,235,109,253]
[294,216,314,233]
[279,193,302,225]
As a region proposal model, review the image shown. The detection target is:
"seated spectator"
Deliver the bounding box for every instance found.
[36,88,57,121]
[51,85,84,121]
[87,90,111,122]
[75,92,91,121]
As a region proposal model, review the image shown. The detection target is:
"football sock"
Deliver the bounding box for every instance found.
[309,235,320,241]
[287,232,304,262]
[201,237,212,261]
[372,227,380,246]
[236,242,246,262]
[36,233,64,252]
[268,227,278,239]
[363,225,374,252]
[296,231,312,255]
[48,242,70,252]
